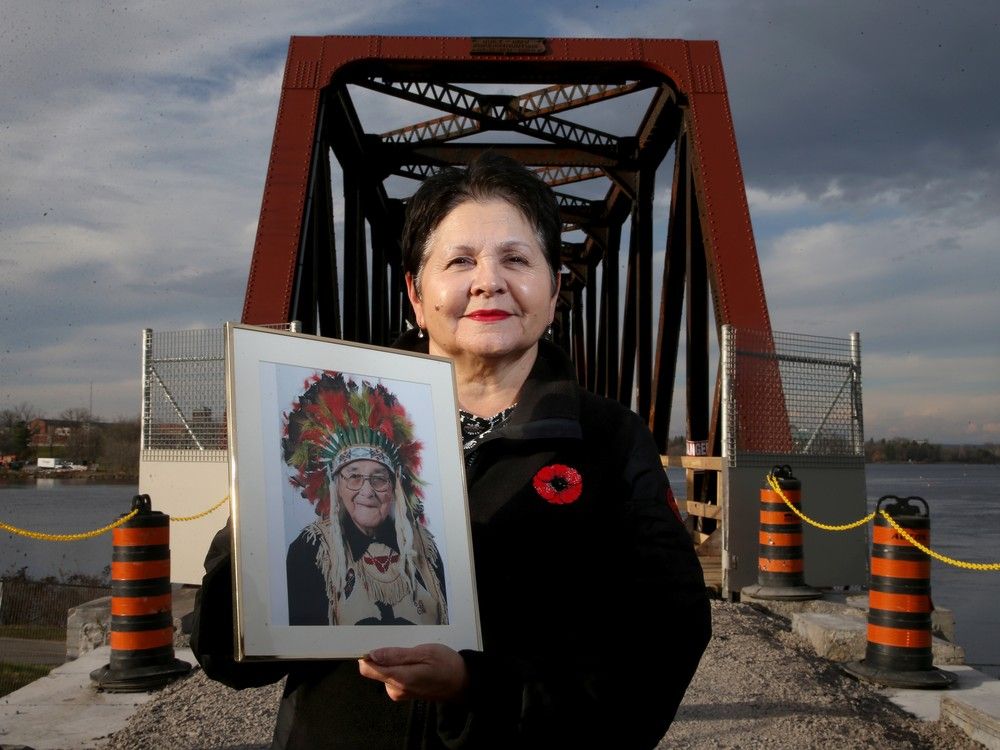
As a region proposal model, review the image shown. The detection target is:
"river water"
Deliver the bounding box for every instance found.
[0,479,135,583]
[1,465,997,671]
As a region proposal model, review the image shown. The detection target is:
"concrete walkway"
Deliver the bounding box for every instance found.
[0,645,194,750]
[2,592,998,749]
[887,666,1000,750]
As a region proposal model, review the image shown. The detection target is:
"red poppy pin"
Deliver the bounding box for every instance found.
[532,464,583,505]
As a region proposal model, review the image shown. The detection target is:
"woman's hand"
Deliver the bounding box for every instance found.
[359,644,469,702]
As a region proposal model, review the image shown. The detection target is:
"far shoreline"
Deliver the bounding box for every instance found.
[0,471,139,484]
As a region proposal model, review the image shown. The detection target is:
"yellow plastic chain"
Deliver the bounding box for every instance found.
[878,510,1000,571]
[0,509,139,542]
[171,495,229,522]
[766,473,875,531]
[766,472,1000,571]
[0,494,229,541]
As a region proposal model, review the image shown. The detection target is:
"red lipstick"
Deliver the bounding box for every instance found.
[466,309,512,322]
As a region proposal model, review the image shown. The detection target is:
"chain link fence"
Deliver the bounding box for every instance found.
[141,324,301,462]
[141,327,227,461]
[722,327,864,468]
[0,578,109,697]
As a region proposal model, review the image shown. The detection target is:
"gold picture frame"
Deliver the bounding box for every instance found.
[225,323,481,660]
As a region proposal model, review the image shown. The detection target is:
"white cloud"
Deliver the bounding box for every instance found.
[753,191,1000,442]
[746,186,811,214]
[864,387,1000,443]
[762,204,1000,313]
[1,2,420,418]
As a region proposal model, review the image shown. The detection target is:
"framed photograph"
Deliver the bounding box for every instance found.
[225,323,481,660]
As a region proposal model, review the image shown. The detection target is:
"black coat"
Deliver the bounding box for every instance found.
[191,339,711,749]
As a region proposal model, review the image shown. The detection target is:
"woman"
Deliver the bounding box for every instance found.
[282,372,447,626]
[192,153,710,749]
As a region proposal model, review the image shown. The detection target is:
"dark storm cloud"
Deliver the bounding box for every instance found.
[704,2,1000,200]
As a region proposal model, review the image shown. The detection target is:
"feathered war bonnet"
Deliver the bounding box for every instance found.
[282,371,425,522]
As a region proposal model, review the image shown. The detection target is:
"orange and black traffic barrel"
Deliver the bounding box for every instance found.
[844,495,954,688]
[742,465,821,601]
[90,494,190,692]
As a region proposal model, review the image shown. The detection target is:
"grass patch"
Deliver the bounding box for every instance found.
[0,624,66,641]
[0,661,53,697]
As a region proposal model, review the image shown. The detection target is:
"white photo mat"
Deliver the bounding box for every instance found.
[226,323,481,660]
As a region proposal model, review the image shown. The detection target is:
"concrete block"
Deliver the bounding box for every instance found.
[792,611,965,665]
[942,690,1000,750]
[932,636,966,666]
[931,606,957,643]
[845,593,868,612]
[740,594,809,620]
[741,591,856,620]
[65,595,111,660]
[792,612,866,662]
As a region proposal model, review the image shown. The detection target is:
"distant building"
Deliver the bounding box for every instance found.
[28,418,85,449]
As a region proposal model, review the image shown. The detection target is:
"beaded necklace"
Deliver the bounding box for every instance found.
[459,403,517,454]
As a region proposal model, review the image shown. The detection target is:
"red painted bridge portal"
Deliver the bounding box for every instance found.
[241,35,789,464]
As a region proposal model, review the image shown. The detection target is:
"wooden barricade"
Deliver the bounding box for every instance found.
[662,455,725,594]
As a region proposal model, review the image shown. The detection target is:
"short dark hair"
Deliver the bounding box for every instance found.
[401,153,562,294]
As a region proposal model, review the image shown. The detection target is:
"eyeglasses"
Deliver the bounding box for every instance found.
[338,471,392,492]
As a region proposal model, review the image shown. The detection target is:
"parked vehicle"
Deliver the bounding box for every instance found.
[36,457,72,470]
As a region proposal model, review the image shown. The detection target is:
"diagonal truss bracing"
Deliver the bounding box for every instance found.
[535,165,607,187]
[392,161,609,189]
[367,79,646,151]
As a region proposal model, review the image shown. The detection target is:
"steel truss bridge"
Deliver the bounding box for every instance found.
[242,36,791,485]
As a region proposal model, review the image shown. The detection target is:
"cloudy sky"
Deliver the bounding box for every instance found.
[1,1,997,443]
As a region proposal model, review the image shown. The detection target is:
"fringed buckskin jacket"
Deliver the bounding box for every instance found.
[191,337,711,749]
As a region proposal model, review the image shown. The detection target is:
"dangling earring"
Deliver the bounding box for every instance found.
[417,328,425,339]
[544,325,553,341]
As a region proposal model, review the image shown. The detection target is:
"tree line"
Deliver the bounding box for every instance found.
[4,402,996,472]
[865,437,999,464]
[656,435,998,464]
[0,403,139,475]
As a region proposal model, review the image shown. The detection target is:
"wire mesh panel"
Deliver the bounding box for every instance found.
[0,578,110,697]
[722,327,863,468]
[141,324,302,461]
[141,328,227,461]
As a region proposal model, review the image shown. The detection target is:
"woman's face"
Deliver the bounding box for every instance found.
[406,198,559,367]
[335,459,393,536]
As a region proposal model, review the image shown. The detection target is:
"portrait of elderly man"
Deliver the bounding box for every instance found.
[281,371,448,627]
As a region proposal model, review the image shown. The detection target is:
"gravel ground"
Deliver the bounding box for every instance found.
[105,601,980,749]
[103,668,280,750]
[662,601,978,749]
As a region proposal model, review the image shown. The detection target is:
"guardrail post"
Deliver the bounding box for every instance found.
[742,465,822,601]
[844,495,954,688]
[90,494,191,692]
